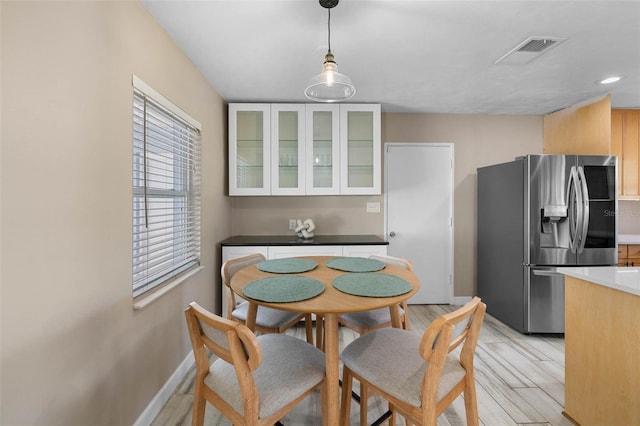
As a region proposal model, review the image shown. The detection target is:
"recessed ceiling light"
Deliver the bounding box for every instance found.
[598,76,624,85]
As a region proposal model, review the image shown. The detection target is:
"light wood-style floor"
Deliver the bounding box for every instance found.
[152,305,572,426]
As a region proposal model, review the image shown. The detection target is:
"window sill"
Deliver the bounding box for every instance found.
[133,266,204,310]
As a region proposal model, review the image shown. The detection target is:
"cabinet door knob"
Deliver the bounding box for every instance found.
[389,232,396,237]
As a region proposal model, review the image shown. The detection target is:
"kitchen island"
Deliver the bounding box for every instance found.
[558,267,640,426]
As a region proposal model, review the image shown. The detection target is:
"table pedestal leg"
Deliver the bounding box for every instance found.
[322,313,339,426]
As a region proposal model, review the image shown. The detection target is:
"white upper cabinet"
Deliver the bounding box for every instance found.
[229,103,380,196]
[306,105,340,195]
[229,104,270,196]
[271,104,306,195]
[340,104,381,195]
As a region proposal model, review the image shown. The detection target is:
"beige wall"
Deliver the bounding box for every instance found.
[230,195,385,236]
[383,114,543,297]
[619,200,640,233]
[1,2,230,425]
[231,114,543,297]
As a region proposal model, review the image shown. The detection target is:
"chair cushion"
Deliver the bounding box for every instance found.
[232,301,302,329]
[339,306,405,329]
[341,328,465,408]
[205,334,325,419]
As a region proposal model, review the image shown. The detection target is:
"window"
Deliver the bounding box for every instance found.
[132,76,201,298]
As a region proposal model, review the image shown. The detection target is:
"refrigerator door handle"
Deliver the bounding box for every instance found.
[567,166,583,253]
[576,166,590,254]
[531,268,564,277]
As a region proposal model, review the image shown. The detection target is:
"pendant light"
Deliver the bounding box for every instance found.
[304,0,356,102]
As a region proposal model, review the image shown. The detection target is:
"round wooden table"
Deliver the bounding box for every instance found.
[230,256,420,426]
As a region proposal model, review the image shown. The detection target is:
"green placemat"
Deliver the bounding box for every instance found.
[257,258,318,274]
[325,257,385,272]
[332,273,412,297]
[243,276,325,302]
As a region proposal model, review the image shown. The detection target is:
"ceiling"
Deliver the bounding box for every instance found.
[141,0,640,115]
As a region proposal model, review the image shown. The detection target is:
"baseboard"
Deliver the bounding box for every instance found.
[133,350,195,426]
[453,296,472,306]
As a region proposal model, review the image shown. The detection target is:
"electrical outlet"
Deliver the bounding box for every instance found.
[366,202,380,213]
[289,219,297,230]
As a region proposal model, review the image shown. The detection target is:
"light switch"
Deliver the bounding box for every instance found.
[366,202,380,213]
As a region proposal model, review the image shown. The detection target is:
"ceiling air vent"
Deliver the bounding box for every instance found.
[495,36,567,65]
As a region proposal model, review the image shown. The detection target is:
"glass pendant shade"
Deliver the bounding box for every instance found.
[305,53,356,102]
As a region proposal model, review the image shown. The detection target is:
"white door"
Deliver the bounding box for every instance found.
[385,143,454,304]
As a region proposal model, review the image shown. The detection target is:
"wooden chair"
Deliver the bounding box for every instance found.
[333,255,413,424]
[184,302,326,426]
[337,254,413,334]
[222,253,313,344]
[340,297,486,426]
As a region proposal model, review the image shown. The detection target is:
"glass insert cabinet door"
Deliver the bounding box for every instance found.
[229,103,380,196]
[340,104,381,195]
[229,104,270,195]
[271,104,305,195]
[305,105,340,195]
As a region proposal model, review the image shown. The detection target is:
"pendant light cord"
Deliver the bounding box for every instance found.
[327,7,332,54]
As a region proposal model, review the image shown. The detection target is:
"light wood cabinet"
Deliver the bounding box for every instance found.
[617,244,628,266]
[564,276,640,426]
[618,243,640,266]
[543,95,611,155]
[229,103,381,196]
[611,109,640,199]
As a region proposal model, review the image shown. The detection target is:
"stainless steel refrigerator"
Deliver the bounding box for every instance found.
[477,155,617,333]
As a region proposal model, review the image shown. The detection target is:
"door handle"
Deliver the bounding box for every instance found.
[567,166,582,253]
[576,166,590,254]
[389,232,396,237]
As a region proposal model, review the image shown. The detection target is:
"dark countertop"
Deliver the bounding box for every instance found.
[220,235,388,246]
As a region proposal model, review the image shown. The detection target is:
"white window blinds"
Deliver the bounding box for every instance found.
[132,80,201,298]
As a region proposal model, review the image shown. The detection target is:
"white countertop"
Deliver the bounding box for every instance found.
[558,266,640,296]
[619,234,640,244]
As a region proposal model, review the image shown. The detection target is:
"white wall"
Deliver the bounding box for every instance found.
[0,2,230,424]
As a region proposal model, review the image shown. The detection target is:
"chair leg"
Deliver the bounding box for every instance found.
[463,377,480,426]
[403,413,412,426]
[340,367,354,425]
[401,302,411,331]
[388,404,397,425]
[304,314,313,344]
[317,380,327,426]
[315,314,324,350]
[191,387,206,426]
[359,383,368,426]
